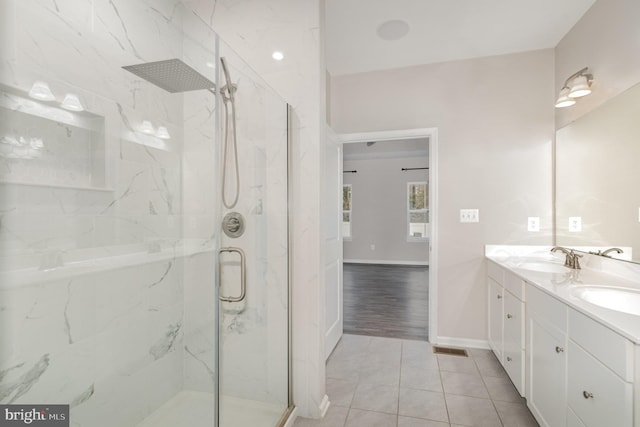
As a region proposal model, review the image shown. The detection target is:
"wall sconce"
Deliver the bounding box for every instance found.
[60,93,84,111]
[28,81,55,101]
[555,67,593,108]
[140,120,155,134]
[155,126,171,140]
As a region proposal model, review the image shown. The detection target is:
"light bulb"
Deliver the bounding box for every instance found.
[140,120,155,134]
[156,126,171,140]
[60,93,84,111]
[555,87,576,108]
[568,75,592,98]
[29,81,55,101]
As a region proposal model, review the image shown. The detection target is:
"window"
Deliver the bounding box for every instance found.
[342,184,352,239]
[408,181,429,240]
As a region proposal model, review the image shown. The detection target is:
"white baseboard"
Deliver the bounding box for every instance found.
[435,336,490,350]
[319,394,330,417]
[344,259,429,266]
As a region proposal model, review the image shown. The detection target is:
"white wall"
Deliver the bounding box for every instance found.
[555,0,640,129]
[331,49,555,343]
[343,156,429,264]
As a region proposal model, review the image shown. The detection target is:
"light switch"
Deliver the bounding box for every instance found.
[460,209,479,223]
[569,217,582,232]
[528,217,540,232]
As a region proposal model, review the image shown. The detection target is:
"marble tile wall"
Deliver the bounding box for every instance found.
[1,0,295,425]
[0,1,217,426]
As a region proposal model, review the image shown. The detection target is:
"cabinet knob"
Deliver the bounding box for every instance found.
[583,391,594,399]
[506,356,512,362]
[497,294,502,299]
[555,346,564,353]
[506,314,513,319]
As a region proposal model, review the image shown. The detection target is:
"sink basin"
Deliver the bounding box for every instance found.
[515,262,570,274]
[571,286,640,316]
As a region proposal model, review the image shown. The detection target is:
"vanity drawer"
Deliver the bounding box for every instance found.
[569,308,634,381]
[503,270,525,300]
[526,284,567,333]
[487,261,504,283]
[567,340,633,427]
[567,407,586,427]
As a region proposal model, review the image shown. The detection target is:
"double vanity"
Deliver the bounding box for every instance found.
[486,245,640,427]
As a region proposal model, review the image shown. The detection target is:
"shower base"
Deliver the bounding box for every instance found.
[136,390,285,427]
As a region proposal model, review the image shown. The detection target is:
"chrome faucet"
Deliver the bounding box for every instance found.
[551,246,582,269]
[601,247,623,257]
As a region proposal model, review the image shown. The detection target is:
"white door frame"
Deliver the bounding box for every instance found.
[338,128,439,343]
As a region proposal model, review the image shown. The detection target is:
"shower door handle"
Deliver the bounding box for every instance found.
[218,247,246,302]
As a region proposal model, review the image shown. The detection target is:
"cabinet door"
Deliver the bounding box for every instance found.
[567,340,633,427]
[527,314,567,427]
[567,407,587,427]
[488,277,503,360]
[503,290,524,395]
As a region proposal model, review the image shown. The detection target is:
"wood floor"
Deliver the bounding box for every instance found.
[343,263,429,341]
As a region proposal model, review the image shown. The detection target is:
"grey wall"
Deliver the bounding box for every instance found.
[343,155,429,264]
[331,49,555,343]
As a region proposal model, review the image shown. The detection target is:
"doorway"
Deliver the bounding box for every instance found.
[339,129,437,348]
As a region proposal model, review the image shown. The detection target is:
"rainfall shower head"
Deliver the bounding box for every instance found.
[122,58,215,93]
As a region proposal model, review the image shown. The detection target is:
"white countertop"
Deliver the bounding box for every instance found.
[486,247,640,345]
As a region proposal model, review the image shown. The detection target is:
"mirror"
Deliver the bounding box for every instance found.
[555,82,640,263]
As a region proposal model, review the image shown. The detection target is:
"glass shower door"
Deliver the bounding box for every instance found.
[216,43,291,427]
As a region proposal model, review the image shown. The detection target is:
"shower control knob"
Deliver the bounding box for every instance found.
[222,212,245,238]
[227,217,241,232]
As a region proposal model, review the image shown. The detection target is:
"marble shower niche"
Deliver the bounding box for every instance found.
[0,85,108,190]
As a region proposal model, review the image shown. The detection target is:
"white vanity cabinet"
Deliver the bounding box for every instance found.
[525,283,637,427]
[487,261,525,395]
[566,309,635,427]
[526,283,568,427]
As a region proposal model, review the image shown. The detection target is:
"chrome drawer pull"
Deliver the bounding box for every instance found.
[555,346,564,353]
[506,314,513,319]
[506,356,512,362]
[497,294,502,299]
[583,391,594,399]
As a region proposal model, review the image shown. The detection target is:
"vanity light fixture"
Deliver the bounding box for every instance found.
[156,126,171,140]
[555,67,593,108]
[554,87,576,108]
[140,120,155,135]
[60,93,84,112]
[28,81,55,101]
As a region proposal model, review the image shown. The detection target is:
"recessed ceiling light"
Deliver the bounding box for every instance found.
[272,51,284,61]
[376,20,410,41]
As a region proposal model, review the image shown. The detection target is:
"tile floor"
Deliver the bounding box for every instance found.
[294,334,539,427]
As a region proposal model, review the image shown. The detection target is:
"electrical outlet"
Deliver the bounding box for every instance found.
[528,217,540,232]
[569,216,582,232]
[460,209,479,223]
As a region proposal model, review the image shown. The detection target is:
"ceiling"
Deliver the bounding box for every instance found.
[325,0,596,76]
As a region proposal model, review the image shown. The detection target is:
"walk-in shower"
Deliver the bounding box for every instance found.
[0,2,291,427]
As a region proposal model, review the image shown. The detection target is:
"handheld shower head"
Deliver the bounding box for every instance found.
[219,57,237,102]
